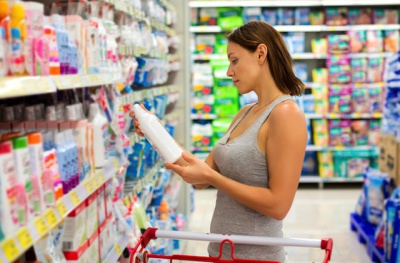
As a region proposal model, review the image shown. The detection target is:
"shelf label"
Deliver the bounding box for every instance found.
[92,176,100,189]
[69,190,81,206]
[16,227,33,250]
[44,209,59,228]
[56,201,68,218]
[1,238,20,261]
[114,243,122,256]
[353,113,361,118]
[84,180,94,194]
[34,217,49,236]
[124,197,130,207]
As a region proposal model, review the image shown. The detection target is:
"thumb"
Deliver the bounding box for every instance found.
[182,152,194,163]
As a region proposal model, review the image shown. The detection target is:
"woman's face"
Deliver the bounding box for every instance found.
[226,41,261,94]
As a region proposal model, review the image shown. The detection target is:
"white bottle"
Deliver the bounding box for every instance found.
[88,103,108,168]
[132,104,182,163]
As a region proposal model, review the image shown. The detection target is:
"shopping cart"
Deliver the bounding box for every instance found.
[129,227,333,263]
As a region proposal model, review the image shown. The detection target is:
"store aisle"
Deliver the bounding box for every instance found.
[185,187,372,263]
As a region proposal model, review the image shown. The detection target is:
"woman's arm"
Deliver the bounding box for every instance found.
[166,102,307,220]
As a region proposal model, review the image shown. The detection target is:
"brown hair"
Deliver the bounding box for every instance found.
[227,21,305,96]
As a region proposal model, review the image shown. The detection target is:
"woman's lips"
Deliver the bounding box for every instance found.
[233,80,239,84]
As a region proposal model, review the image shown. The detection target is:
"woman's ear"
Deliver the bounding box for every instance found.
[257,44,268,64]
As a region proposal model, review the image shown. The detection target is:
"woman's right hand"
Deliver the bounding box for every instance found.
[129,104,147,137]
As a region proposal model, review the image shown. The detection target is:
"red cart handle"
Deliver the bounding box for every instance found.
[129,227,333,263]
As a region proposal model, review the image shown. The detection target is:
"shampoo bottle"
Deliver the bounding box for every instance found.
[0,141,18,235]
[10,3,27,75]
[0,27,6,76]
[12,136,32,224]
[88,103,108,168]
[10,28,24,75]
[27,133,45,216]
[132,104,183,164]
[0,0,9,41]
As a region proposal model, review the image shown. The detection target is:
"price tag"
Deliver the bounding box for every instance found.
[34,216,49,236]
[16,227,33,250]
[69,190,81,206]
[1,238,21,261]
[373,113,382,118]
[44,209,59,228]
[56,201,68,218]
[114,244,122,256]
[84,180,94,194]
[353,113,361,118]
[329,113,339,118]
[354,83,362,88]
[98,172,105,184]
[124,197,130,207]
[72,76,82,88]
[92,176,100,189]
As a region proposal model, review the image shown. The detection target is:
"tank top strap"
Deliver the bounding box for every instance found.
[253,95,295,129]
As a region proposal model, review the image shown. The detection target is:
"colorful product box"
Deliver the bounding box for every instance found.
[62,202,88,252]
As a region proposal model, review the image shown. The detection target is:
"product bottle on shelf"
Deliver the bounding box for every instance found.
[10,3,27,75]
[132,104,184,164]
[10,28,24,76]
[158,198,170,221]
[88,103,108,168]
[0,0,9,40]
[44,26,60,75]
[0,27,6,76]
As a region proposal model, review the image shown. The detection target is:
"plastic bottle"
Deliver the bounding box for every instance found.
[0,0,10,41]
[0,27,6,76]
[44,26,60,75]
[10,3,27,75]
[0,141,18,235]
[10,28,24,75]
[12,136,32,224]
[132,104,183,164]
[27,133,45,216]
[158,198,169,221]
[88,103,108,168]
[54,132,69,193]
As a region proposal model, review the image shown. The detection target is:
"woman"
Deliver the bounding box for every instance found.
[131,21,307,262]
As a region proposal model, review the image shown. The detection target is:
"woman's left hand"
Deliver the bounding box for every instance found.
[165,152,213,185]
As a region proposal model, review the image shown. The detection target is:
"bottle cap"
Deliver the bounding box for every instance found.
[45,106,56,121]
[0,141,12,154]
[133,104,145,119]
[11,28,20,39]
[0,1,9,19]
[28,133,42,144]
[11,3,25,20]
[25,106,36,121]
[12,136,28,150]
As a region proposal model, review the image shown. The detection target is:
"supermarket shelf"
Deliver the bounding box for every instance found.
[0,73,122,99]
[0,76,57,99]
[191,113,218,120]
[349,52,395,59]
[192,53,327,60]
[305,82,386,89]
[102,234,130,263]
[300,176,364,183]
[305,112,382,119]
[121,85,179,106]
[192,146,214,152]
[306,145,378,151]
[189,24,400,33]
[0,163,116,263]
[189,0,400,7]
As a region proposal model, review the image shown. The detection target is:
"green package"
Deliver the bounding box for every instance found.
[212,118,232,145]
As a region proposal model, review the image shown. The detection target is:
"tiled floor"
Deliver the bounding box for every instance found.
[184,187,372,263]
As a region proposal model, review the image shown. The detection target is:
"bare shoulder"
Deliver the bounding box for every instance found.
[269,99,305,123]
[268,99,307,138]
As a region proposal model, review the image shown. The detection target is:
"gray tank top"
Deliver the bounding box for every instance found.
[208,95,294,262]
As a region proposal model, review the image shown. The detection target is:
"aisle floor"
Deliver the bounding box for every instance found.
[185,187,372,263]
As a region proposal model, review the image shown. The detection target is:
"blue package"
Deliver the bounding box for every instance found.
[243,7,262,23]
[290,32,306,53]
[364,169,392,225]
[295,8,311,25]
[293,63,308,82]
[302,152,318,175]
[278,8,295,25]
[262,9,277,25]
[302,94,315,113]
[306,119,312,145]
[385,198,400,263]
[126,141,144,179]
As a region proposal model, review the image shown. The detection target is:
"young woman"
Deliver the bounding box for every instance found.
[131,21,307,263]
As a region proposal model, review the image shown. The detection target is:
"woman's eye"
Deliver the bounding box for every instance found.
[232,59,238,64]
